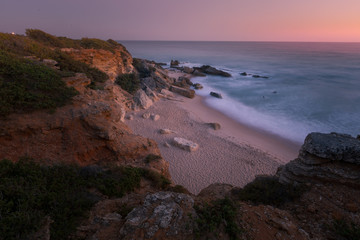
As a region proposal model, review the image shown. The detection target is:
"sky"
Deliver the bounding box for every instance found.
[0,0,359,42]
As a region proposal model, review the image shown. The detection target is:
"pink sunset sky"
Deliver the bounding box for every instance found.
[0,0,359,42]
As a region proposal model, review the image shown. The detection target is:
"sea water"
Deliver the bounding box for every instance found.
[120,41,360,143]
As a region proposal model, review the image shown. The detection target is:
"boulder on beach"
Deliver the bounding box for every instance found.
[133,89,153,110]
[170,86,195,99]
[207,123,221,130]
[194,65,231,77]
[160,89,175,98]
[159,129,176,134]
[210,92,223,99]
[151,114,160,121]
[173,137,199,152]
[142,113,151,119]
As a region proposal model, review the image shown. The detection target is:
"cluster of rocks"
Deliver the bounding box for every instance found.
[241,72,269,79]
[170,60,231,78]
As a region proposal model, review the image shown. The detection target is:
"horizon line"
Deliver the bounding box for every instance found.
[118,39,360,44]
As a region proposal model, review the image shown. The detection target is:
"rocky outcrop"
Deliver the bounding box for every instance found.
[63,73,92,94]
[0,72,169,178]
[193,83,203,90]
[278,132,360,187]
[194,65,231,77]
[172,137,199,152]
[170,86,195,99]
[64,46,133,81]
[119,192,195,240]
[170,60,180,67]
[133,89,153,110]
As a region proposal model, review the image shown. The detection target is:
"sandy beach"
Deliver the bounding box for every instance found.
[126,79,301,194]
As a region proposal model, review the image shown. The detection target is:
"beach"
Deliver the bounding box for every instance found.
[126,74,301,194]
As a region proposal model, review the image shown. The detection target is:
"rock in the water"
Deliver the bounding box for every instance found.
[193,83,203,90]
[278,132,360,187]
[159,129,175,134]
[133,89,153,110]
[170,86,195,99]
[151,114,160,121]
[210,92,222,99]
[183,66,194,74]
[173,137,199,152]
[142,113,151,119]
[119,192,195,239]
[170,60,180,67]
[240,72,248,76]
[207,123,221,130]
[192,70,206,77]
[253,74,269,79]
[194,65,231,77]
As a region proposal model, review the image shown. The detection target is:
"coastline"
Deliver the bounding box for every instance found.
[126,74,301,193]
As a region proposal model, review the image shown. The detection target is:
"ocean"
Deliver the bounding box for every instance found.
[120,41,360,144]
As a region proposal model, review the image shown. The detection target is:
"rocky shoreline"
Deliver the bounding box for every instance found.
[1,31,359,240]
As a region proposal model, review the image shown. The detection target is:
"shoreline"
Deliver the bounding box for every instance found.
[126,81,301,193]
[178,95,301,163]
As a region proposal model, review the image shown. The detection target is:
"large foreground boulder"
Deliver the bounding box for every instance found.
[133,89,153,110]
[119,192,195,239]
[278,132,360,187]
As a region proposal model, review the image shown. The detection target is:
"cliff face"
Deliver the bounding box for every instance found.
[63,46,134,81]
[0,47,169,177]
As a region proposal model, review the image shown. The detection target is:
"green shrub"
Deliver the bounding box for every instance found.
[132,58,151,78]
[115,73,140,94]
[0,159,169,239]
[0,51,77,117]
[26,29,69,48]
[144,154,162,163]
[232,176,307,207]
[194,198,241,240]
[333,219,360,240]
[80,38,118,53]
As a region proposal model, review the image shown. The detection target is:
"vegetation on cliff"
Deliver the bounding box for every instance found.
[0,30,130,114]
[0,50,77,116]
[0,158,171,239]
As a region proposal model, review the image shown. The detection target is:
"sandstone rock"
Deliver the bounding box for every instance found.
[144,85,158,100]
[164,142,171,148]
[119,192,195,239]
[194,65,231,77]
[160,89,175,98]
[151,114,160,121]
[63,73,91,94]
[278,132,360,187]
[170,60,180,67]
[173,137,199,152]
[126,115,134,120]
[207,123,221,130]
[210,92,222,99]
[133,89,153,110]
[142,113,151,119]
[193,83,203,90]
[170,86,195,99]
[42,59,59,69]
[141,77,157,90]
[159,129,175,135]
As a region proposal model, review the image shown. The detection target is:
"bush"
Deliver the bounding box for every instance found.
[0,51,77,117]
[333,219,360,240]
[132,58,152,78]
[232,176,307,207]
[0,159,169,239]
[115,73,140,94]
[144,154,162,163]
[194,198,241,240]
